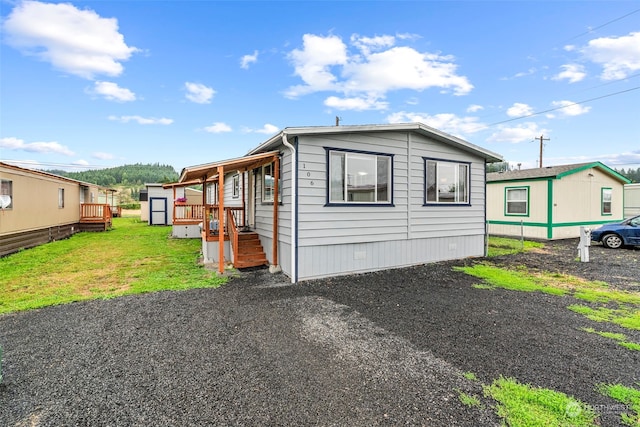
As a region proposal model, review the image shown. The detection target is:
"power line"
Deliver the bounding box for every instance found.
[559,8,640,45]
[487,86,640,127]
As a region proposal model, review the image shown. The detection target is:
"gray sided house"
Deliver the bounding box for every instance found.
[487,162,630,240]
[179,123,502,282]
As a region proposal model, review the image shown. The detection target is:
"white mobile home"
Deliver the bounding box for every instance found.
[178,123,502,282]
[624,183,640,218]
[487,162,630,240]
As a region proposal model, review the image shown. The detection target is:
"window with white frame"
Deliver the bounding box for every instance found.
[505,187,528,215]
[262,162,281,203]
[0,179,13,209]
[328,149,392,204]
[601,188,612,215]
[232,174,240,198]
[425,159,469,204]
[58,188,65,208]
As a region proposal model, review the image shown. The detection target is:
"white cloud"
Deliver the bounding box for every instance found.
[2,1,138,79]
[466,104,484,113]
[350,34,395,55]
[285,33,472,108]
[549,150,640,167]
[73,159,90,166]
[285,34,348,98]
[92,151,114,160]
[324,96,388,111]
[92,81,136,102]
[386,111,486,137]
[185,82,215,104]
[552,64,586,83]
[108,115,173,125]
[0,137,74,155]
[254,124,279,134]
[506,103,534,118]
[550,100,591,117]
[487,122,546,144]
[582,32,640,80]
[204,122,232,133]
[240,50,258,69]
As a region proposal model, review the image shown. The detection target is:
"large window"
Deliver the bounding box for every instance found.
[601,187,612,215]
[0,179,12,209]
[58,188,65,208]
[328,149,392,205]
[505,187,529,215]
[424,159,469,204]
[262,162,281,203]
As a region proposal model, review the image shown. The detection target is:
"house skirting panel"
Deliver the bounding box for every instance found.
[0,223,80,257]
[296,234,485,282]
[172,225,201,239]
[202,240,230,264]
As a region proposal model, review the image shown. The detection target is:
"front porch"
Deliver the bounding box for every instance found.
[171,150,281,274]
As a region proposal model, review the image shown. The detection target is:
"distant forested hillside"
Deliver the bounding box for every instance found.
[48,163,179,187]
[615,167,640,183]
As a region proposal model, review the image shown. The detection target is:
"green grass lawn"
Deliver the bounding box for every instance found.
[0,218,226,314]
[487,236,544,257]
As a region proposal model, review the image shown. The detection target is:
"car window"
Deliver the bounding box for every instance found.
[631,218,640,226]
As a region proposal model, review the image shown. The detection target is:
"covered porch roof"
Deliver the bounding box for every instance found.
[178,150,280,183]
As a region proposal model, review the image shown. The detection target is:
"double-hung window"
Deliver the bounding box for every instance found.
[327,148,393,205]
[424,159,469,204]
[262,162,281,203]
[505,187,529,215]
[601,188,612,215]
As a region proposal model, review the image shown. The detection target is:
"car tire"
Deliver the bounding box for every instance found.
[602,233,623,249]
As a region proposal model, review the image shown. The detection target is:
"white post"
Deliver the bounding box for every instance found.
[578,226,591,262]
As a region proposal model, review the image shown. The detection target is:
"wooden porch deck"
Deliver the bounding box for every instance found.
[79,203,112,231]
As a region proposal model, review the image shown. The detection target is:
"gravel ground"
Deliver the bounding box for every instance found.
[0,239,638,426]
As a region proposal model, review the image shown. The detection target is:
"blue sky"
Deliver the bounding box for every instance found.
[1,0,639,173]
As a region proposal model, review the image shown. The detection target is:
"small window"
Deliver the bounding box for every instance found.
[139,190,148,202]
[505,187,528,215]
[206,183,218,205]
[232,174,240,198]
[327,148,393,205]
[58,188,65,208]
[601,188,612,215]
[262,162,281,203]
[0,179,13,209]
[425,159,469,204]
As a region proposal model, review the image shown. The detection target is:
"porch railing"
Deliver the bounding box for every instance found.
[202,205,245,237]
[173,204,204,224]
[227,208,239,263]
[80,203,112,223]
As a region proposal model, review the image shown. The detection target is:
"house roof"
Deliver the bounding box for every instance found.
[178,150,280,183]
[247,122,503,163]
[487,161,631,184]
[0,161,114,190]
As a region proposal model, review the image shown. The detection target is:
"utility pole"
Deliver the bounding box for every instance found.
[537,135,550,168]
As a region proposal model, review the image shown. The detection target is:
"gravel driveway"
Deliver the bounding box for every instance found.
[1,239,638,426]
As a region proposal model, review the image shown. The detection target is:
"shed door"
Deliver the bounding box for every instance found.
[149,197,167,225]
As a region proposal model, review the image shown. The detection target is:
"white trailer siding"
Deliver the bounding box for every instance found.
[625,183,640,217]
[285,131,487,281]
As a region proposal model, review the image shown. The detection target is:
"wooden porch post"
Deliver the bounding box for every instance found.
[241,171,246,227]
[218,166,225,274]
[202,175,208,236]
[172,187,176,226]
[272,156,279,267]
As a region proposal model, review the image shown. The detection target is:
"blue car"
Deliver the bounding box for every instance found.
[590,215,640,249]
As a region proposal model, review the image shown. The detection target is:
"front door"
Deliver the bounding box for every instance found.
[149,197,167,225]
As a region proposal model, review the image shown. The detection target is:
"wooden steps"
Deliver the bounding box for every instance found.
[234,231,268,269]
